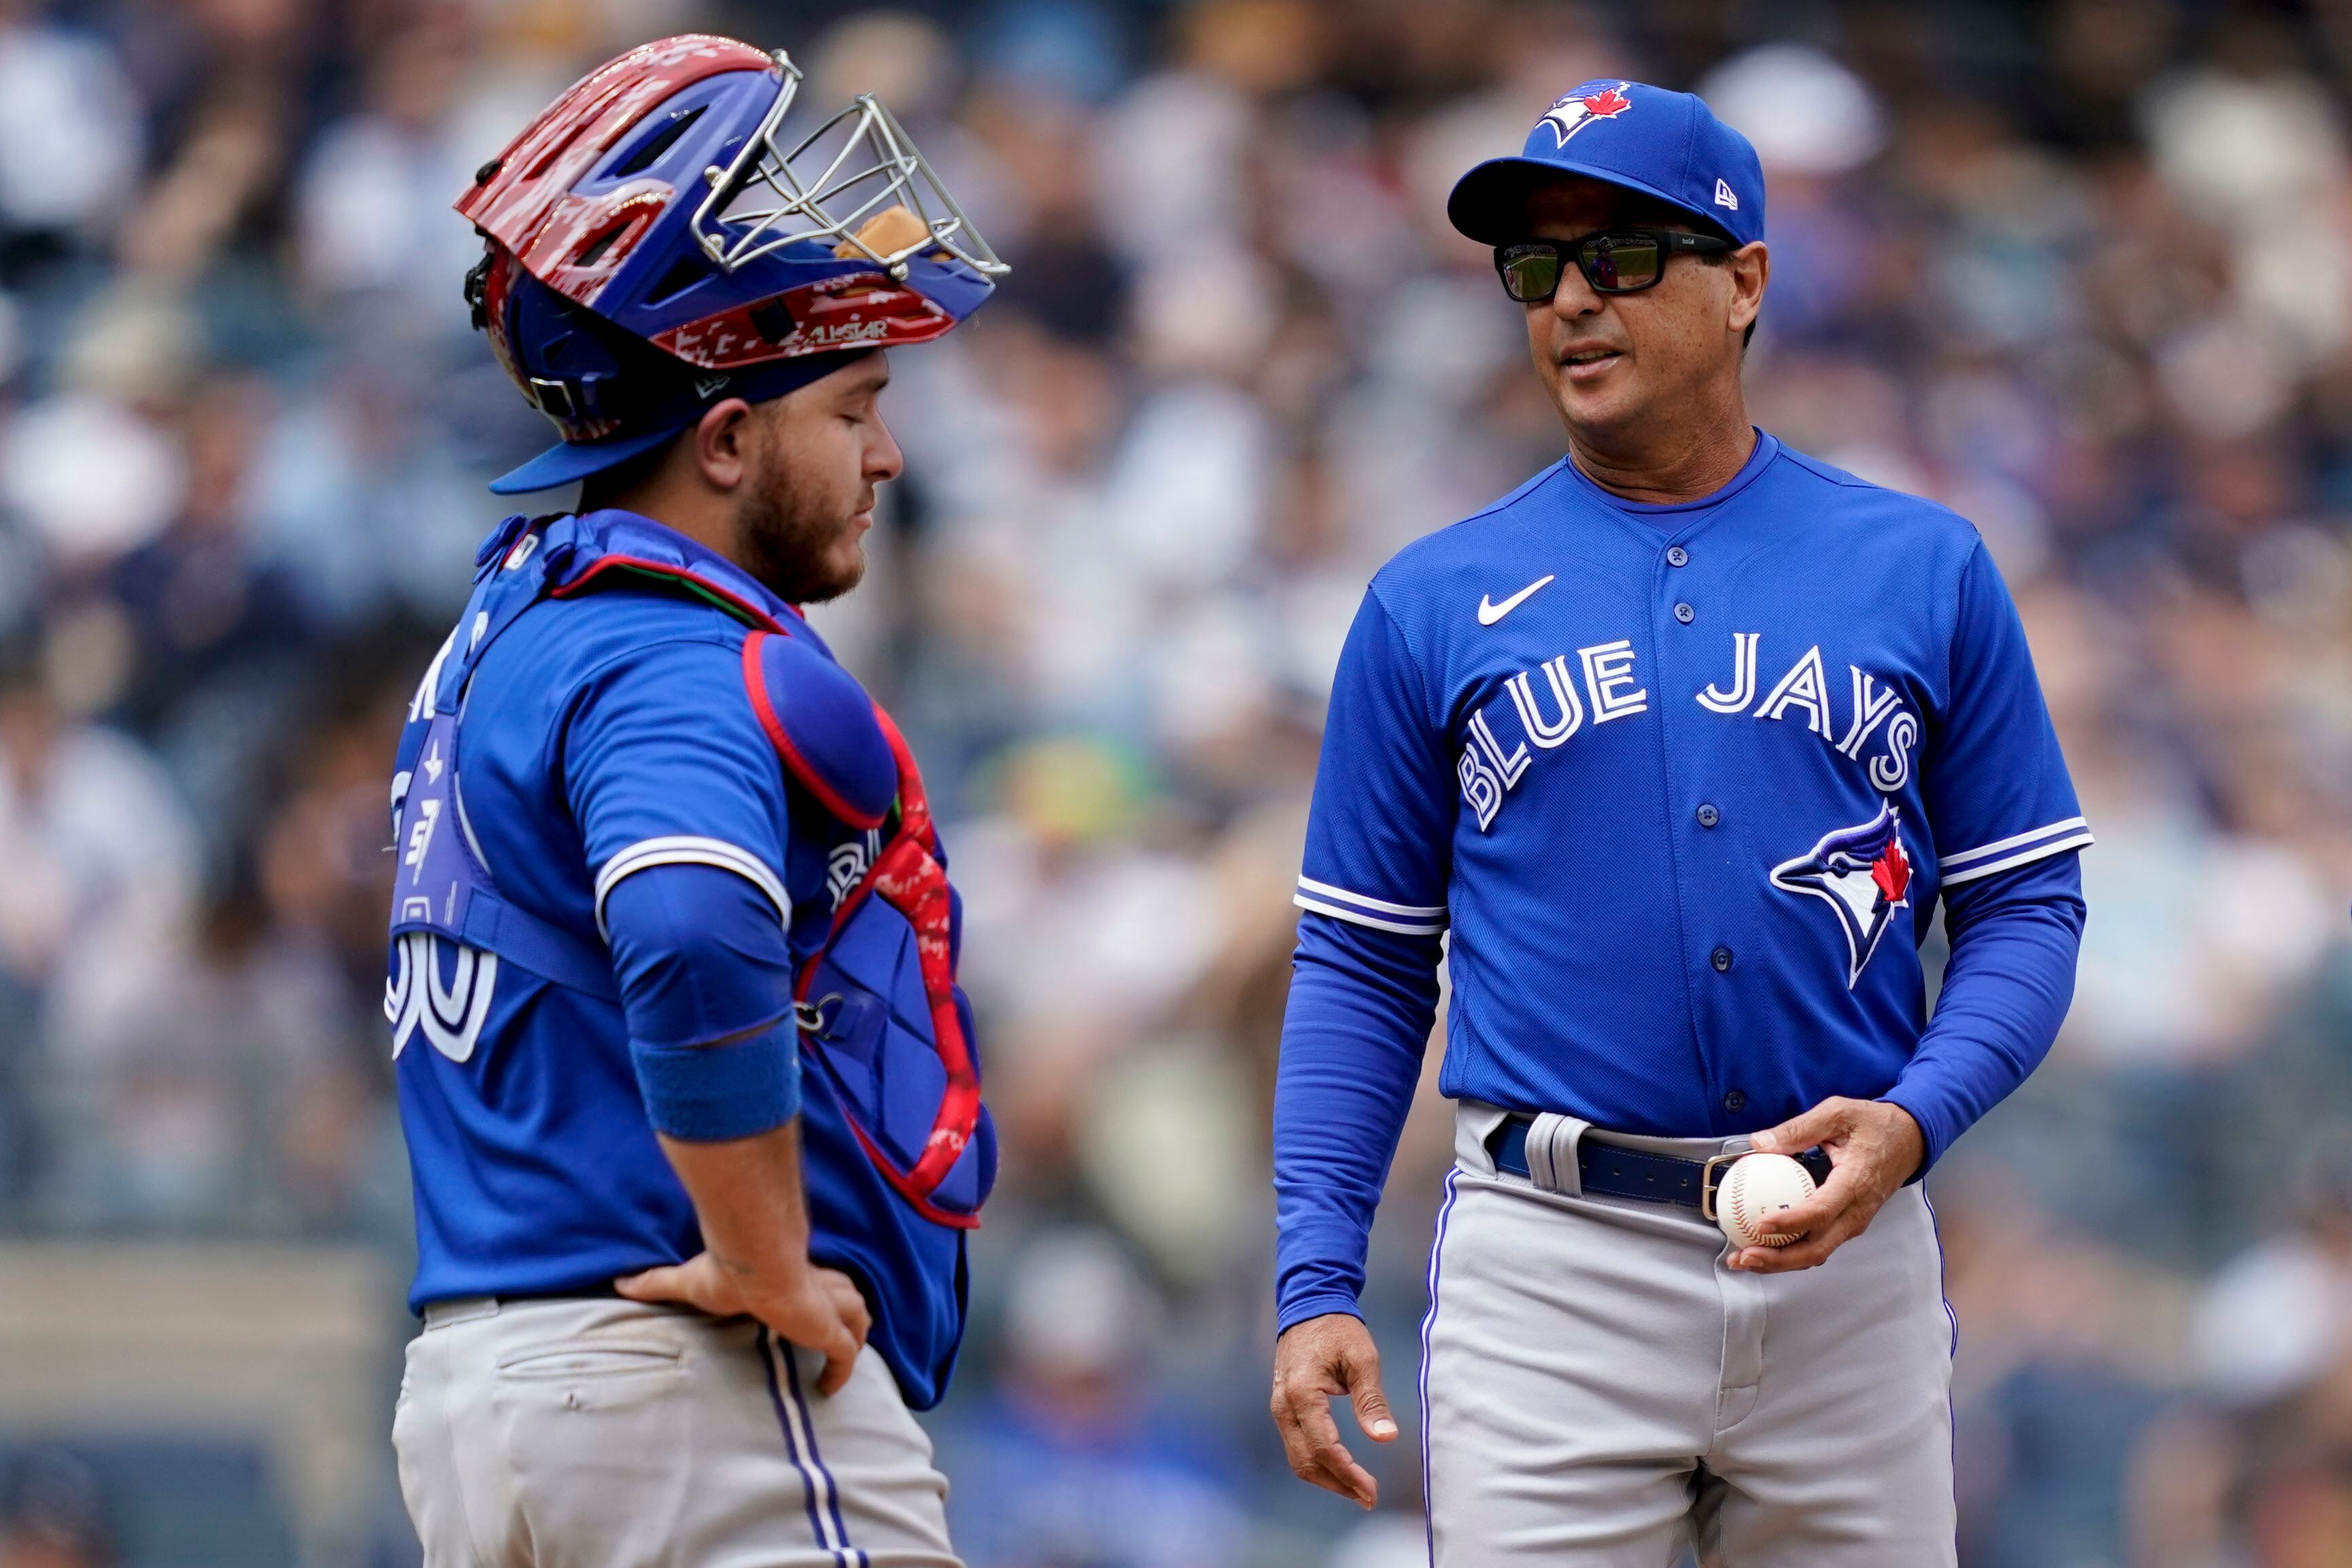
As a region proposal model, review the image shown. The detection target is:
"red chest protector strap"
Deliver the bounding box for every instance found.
[743,629,986,1229]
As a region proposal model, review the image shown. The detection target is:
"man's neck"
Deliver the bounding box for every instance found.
[1565,404,1759,506]
[585,483,741,569]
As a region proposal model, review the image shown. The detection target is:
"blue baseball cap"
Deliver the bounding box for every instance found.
[487,346,869,495]
[1448,80,1765,249]
[489,422,696,496]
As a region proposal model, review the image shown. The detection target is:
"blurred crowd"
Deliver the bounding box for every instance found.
[1,0,2351,1565]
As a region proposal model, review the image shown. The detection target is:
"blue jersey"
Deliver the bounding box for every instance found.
[387,509,974,1407]
[1273,432,2089,1328]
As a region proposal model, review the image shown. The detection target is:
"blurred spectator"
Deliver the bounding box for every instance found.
[0,1,137,288]
[0,1448,109,1568]
[940,1229,1251,1567]
[1,390,185,570]
[37,856,371,1233]
[0,633,196,1007]
[1941,1177,2182,1568]
[101,377,312,754]
[2194,1134,2352,1410]
[293,17,487,326]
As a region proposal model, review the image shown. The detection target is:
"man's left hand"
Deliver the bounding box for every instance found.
[1726,1098,1924,1274]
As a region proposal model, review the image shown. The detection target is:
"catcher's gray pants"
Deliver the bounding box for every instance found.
[394,1295,960,1568]
[1422,1103,1956,1567]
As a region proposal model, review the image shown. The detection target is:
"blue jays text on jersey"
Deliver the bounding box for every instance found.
[1272,432,2089,1331]
[384,508,993,1408]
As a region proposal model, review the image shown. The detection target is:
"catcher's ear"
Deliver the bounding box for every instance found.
[691,399,759,490]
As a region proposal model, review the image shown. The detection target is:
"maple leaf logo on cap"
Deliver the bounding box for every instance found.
[1540,80,1636,147]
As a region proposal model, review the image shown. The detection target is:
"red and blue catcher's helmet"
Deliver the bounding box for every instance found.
[457,35,1005,494]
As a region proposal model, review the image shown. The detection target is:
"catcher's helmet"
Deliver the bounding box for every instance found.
[457,35,1005,494]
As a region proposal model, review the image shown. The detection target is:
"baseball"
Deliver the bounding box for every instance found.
[1716,1153,1816,1249]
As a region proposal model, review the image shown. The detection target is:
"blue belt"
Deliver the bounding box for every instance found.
[1489,1115,1833,1210]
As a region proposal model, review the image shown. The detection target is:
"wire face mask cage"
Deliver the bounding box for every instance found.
[690,52,1008,281]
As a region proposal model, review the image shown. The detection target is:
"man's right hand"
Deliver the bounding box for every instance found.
[619,1253,871,1395]
[1270,1312,1396,1508]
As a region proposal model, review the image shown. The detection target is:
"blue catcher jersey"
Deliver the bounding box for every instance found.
[385,508,979,1408]
[1294,432,2090,1139]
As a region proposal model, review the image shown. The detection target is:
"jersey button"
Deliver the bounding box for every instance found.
[1674,602,1695,624]
[1724,1090,1747,1113]
[1666,545,1689,567]
[1710,946,1733,972]
[1697,803,1719,828]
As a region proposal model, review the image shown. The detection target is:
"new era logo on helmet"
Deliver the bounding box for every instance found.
[1540,81,1634,146]
[1714,178,1740,211]
[693,372,731,399]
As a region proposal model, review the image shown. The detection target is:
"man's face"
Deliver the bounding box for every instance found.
[1516,179,1764,442]
[734,353,904,605]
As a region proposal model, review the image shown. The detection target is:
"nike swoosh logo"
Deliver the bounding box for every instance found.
[1477,574,1555,626]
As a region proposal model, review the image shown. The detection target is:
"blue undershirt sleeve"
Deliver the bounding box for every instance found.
[1275,913,1443,1334]
[1883,848,2084,1170]
[603,861,800,1141]
[1275,587,1455,1334]
[1892,537,2092,1170]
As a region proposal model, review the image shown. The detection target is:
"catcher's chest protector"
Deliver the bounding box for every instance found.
[744,625,992,1227]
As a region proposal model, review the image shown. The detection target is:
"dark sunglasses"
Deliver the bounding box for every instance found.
[1494,228,1737,302]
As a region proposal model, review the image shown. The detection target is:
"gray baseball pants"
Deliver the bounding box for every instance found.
[1421,1102,1957,1567]
[394,1295,961,1568]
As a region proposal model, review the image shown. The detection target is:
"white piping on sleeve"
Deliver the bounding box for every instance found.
[1293,894,1448,936]
[1294,875,1447,920]
[1938,831,2094,886]
[1939,816,2089,870]
[595,835,791,939]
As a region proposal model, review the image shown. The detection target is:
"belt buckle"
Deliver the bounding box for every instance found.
[1698,1151,1744,1223]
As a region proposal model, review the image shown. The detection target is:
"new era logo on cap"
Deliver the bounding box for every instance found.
[1714,178,1740,211]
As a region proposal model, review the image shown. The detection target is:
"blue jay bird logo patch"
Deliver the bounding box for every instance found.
[1540,82,1635,145]
[1770,805,1914,988]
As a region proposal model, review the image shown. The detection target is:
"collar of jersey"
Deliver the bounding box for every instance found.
[1559,428,1780,519]
[538,508,811,638]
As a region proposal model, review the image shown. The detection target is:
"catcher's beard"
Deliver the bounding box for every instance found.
[736,453,869,606]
